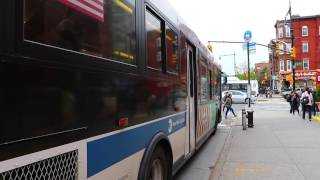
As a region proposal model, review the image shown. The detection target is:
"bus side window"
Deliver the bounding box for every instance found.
[145,9,164,71]
[23,0,137,64]
[199,59,209,103]
[165,26,179,74]
[209,70,213,100]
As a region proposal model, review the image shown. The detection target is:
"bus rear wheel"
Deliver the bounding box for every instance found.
[146,146,169,180]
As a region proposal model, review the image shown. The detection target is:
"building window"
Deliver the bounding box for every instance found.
[146,10,163,70]
[166,26,179,74]
[285,25,291,37]
[278,27,283,38]
[24,0,137,64]
[287,60,292,71]
[303,59,309,70]
[302,26,308,36]
[286,43,292,54]
[280,60,284,71]
[302,42,309,53]
[280,43,284,54]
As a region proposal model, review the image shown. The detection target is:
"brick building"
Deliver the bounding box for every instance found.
[254,62,270,87]
[273,15,320,91]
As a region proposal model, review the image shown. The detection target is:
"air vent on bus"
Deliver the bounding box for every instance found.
[0,150,78,180]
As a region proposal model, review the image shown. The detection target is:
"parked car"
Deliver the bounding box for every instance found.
[281,88,292,99]
[222,90,256,104]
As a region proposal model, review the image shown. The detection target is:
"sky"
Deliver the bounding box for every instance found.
[168,0,320,76]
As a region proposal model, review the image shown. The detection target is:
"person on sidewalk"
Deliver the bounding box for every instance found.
[222,91,228,112]
[287,91,293,114]
[312,91,317,116]
[301,87,313,121]
[291,92,300,115]
[225,93,236,119]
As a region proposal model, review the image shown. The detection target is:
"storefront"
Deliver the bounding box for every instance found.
[277,72,291,92]
[277,71,320,92]
[295,71,317,89]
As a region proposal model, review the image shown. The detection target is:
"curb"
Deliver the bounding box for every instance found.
[312,115,320,122]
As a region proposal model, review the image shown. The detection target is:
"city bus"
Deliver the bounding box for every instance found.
[222,77,259,97]
[0,0,222,179]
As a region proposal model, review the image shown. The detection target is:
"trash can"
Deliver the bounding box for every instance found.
[247,110,254,128]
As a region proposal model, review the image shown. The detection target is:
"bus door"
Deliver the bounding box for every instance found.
[185,43,196,156]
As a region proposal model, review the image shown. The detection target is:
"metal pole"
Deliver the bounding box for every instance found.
[289,3,295,91]
[247,42,251,107]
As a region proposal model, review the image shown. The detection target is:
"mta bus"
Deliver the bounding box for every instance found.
[0,0,222,179]
[222,77,259,97]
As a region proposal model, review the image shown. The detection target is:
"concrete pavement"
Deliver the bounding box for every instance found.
[174,122,232,180]
[210,97,320,180]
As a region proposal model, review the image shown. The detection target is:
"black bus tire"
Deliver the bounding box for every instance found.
[142,146,170,180]
[212,112,219,135]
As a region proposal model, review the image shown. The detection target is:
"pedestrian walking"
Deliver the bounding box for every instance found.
[301,87,313,121]
[312,91,317,116]
[291,92,300,115]
[287,92,293,114]
[222,91,228,112]
[225,93,236,119]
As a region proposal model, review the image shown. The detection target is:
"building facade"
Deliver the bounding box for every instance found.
[254,62,271,87]
[273,15,320,91]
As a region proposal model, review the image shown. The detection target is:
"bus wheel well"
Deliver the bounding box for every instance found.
[157,139,173,165]
[217,109,222,123]
[138,133,173,180]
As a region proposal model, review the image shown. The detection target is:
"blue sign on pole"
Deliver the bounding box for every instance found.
[244,31,252,42]
[242,42,256,53]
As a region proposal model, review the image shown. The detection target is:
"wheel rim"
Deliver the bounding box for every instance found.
[148,159,164,180]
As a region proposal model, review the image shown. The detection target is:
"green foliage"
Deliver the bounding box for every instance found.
[236,70,257,80]
[261,67,269,74]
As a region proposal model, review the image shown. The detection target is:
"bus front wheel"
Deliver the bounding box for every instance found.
[145,146,170,180]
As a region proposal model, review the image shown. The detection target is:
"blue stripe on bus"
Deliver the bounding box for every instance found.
[87,112,186,177]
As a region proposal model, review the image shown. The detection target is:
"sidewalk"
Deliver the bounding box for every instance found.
[210,99,320,180]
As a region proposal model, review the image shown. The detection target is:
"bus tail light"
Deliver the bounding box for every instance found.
[118,118,129,127]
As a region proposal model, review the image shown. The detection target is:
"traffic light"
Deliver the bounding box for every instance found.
[275,41,280,54]
[290,47,296,59]
[207,44,213,52]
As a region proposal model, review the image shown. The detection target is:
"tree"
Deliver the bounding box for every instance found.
[236,69,257,80]
[259,67,270,87]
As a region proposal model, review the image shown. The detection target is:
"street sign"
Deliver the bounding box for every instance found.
[244,31,252,42]
[272,75,278,80]
[242,42,256,49]
[295,61,303,67]
[242,42,256,54]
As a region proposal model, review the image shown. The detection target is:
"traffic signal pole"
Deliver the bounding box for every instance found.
[247,42,251,108]
[289,5,295,91]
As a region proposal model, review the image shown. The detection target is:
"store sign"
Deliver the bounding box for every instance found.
[295,72,316,80]
[295,72,316,77]
[286,75,293,81]
[295,61,303,67]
